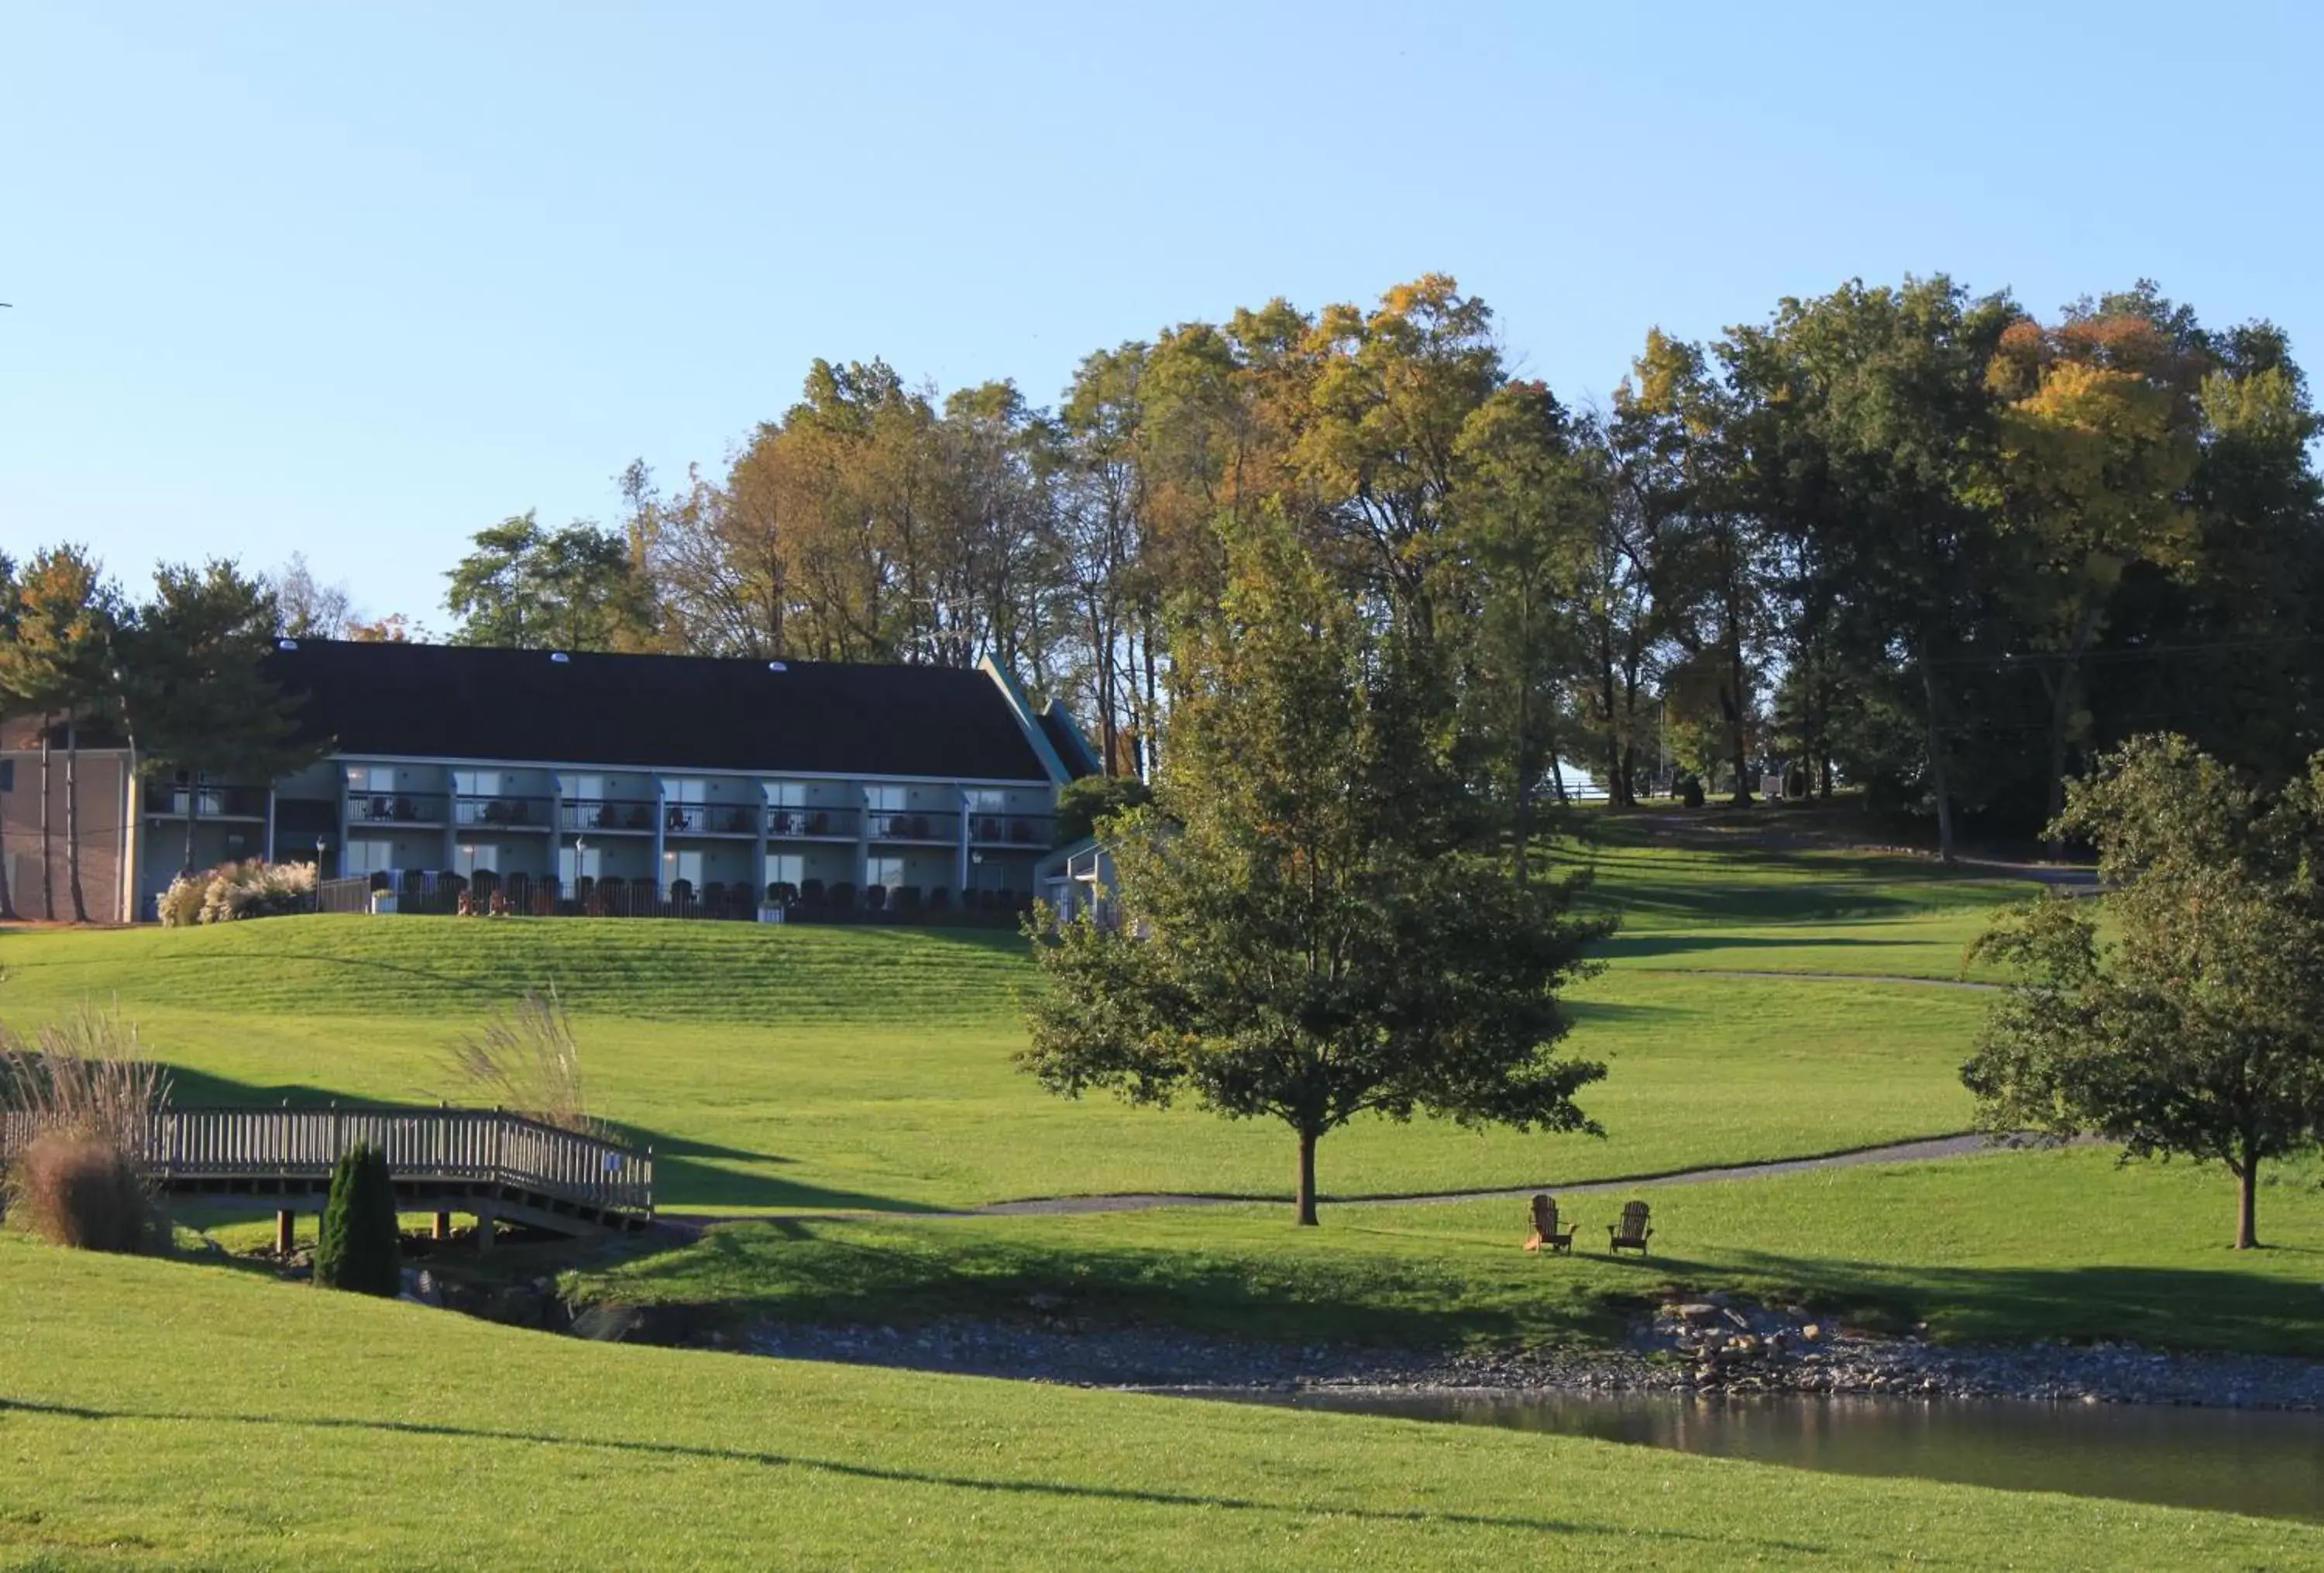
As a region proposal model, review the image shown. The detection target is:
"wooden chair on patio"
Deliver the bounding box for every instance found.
[1523,1193,1576,1255]
[1607,1201,1653,1256]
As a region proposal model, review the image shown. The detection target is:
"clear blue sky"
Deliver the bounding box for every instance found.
[5,1,2318,627]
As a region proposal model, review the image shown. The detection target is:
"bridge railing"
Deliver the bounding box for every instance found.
[0,1106,653,1216]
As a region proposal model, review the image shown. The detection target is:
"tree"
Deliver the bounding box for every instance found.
[1965,735,2324,1249]
[1449,381,1597,876]
[1981,306,2202,842]
[1019,518,1611,1225]
[445,513,654,651]
[0,546,123,921]
[1721,277,2017,857]
[0,552,18,920]
[126,559,320,873]
[1051,773,1153,846]
[266,552,358,639]
[313,1143,401,1294]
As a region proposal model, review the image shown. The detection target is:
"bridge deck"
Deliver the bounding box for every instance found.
[2,1106,654,1236]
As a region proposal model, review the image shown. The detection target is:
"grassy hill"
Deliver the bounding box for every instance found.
[0,914,1992,1210]
[4,1236,2315,1571]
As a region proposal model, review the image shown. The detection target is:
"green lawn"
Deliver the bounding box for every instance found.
[0,917,1989,1210]
[573,1145,2324,1358]
[2,1237,2314,1571]
[8,837,2323,1567]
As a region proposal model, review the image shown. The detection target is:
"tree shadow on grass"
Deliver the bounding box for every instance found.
[0,1399,1843,1557]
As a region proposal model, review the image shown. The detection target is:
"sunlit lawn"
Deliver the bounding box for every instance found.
[2,1235,2314,1571]
[574,1145,2324,1359]
[0,916,1989,1209]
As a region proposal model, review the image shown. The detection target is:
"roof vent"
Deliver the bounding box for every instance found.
[549,651,571,664]
[277,638,298,651]
[767,661,788,673]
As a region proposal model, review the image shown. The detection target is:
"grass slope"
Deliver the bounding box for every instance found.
[0,915,1988,1209]
[575,1147,2324,1358]
[2,1237,2314,1571]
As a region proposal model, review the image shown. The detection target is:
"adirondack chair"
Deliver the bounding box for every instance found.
[1523,1193,1576,1255]
[1607,1201,1653,1255]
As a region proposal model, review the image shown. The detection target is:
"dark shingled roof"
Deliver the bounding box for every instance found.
[266,640,1056,782]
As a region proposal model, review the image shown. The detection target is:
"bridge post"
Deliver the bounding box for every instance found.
[475,1206,496,1255]
[432,1210,452,1241]
[274,1208,295,1256]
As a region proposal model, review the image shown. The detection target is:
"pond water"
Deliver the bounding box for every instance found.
[1210,1389,2324,1523]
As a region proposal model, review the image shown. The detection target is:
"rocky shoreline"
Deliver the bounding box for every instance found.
[727,1301,2324,1412]
[372,1259,2324,1412]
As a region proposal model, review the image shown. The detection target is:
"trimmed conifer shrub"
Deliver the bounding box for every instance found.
[314,1144,401,1296]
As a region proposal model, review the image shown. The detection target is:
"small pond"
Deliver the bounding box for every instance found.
[1206,1389,2324,1523]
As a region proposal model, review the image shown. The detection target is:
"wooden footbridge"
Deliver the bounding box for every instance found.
[2,1106,654,1250]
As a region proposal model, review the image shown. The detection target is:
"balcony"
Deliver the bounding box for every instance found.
[968,814,1053,848]
[664,802,762,838]
[560,798,658,835]
[766,806,861,841]
[452,794,553,831]
[866,810,957,845]
[150,784,268,820]
[346,791,449,828]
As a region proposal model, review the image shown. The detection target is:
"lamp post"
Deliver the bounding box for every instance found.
[315,835,326,876]
[572,835,587,909]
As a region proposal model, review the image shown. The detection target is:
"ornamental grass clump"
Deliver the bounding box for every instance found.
[314,1144,401,1296]
[158,859,318,927]
[0,1005,171,1254]
[444,988,603,1138]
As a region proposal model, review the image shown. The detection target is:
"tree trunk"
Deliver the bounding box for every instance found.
[2043,606,2102,858]
[1917,644,1955,865]
[2233,1155,2259,1251]
[64,716,88,924]
[1295,1127,1319,1227]
[0,750,15,921]
[39,717,55,920]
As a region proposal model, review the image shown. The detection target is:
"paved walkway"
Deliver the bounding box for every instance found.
[971,1132,2071,1217]
[1627,966,2001,991]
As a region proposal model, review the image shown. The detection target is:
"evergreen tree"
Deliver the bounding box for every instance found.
[314,1143,401,1295]
[125,559,320,874]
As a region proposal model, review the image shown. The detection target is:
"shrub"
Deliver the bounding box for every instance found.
[6,1133,158,1252]
[765,880,798,907]
[159,859,318,927]
[315,1144,401,1295]
[1677,773,1706,808]
[864,883,887,912]
[1053,774,1153,846]
[1,1006,171,1254]
[828,882,856,911]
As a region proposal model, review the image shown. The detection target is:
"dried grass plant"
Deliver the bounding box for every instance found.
[1,1004,173,1251]
[443,988,604,1139]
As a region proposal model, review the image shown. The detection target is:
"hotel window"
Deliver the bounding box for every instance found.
[663,848,704,888]
[865,855,906,890]
[765,852,803,889]
[865,783,906,814]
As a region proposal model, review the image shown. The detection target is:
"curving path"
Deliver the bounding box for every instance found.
[1625,966,2000,991]
[960,1132,2080,1218]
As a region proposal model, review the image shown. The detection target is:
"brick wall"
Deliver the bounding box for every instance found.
[0,718,136,923]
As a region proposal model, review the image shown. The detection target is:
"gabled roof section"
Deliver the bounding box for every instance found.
[266,640,1054,781]
[1035,700,1103,779]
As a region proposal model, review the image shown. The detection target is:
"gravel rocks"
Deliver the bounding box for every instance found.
[737,1303,2324,1411]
